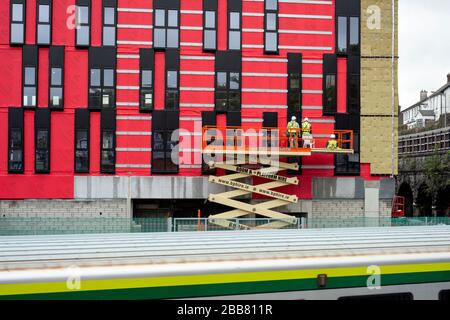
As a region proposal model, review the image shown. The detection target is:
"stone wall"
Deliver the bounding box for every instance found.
[360,0,399,175]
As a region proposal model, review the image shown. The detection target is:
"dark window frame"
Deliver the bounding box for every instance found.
[10,0,26,46]
[287,53,302,115]
[102,0,117,47]
[8,108,24,174]
[48,46,65,110]
[88,48,116,110]
[264,0,278,54]
[336,15,360,56]
[89,68,116,110]
[74,109,90,173]
[151,111,179,174]
[215,71,241,112]
[36,0,52,46]
[203,9,217,52]
[153,8,180,50]
[100,109,116,174]
[323,74,337,114]
[228,11,241,51]
[75,0,91,48]
[35,109,51,174]
[22,46,39,109]
[139,49,154,112]
[164,49,180,110]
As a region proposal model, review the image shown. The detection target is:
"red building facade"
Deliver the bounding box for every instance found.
[0,0,396,219]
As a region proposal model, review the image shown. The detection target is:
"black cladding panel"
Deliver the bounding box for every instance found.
[165,49,180,70]
[100,109,116,130]
[76,0,90,6]
[103,0,117,6]
[202,111,217,125]
[228,0,242,11]
[287,53,302,73]
[153,0,180,9]
[89,47,116,68]
[49,46,64,67]
[215,51,242,71]
[153,111,180,130]
[35,108,51,128]
[226,111,241,126]
[75,109,90,130]
[336,0,360,16]
[140,49,154,69]
[348,55,360,74]
[323,54,337,74]
[263,112,278,127]
[335,114,360,131]
[23,45,38,66]
[8,107,24,128]
[203,0,218,10]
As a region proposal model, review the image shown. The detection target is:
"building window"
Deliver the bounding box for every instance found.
[35,109,51,173]
[215,72,241,112]
[22,46,38,108]
[264,0,278,53]
[10,0,25,45]
[102,0,116,46]
[100,109,116,174]
[348,74,360,114]
[324,74,336,113]
[152,111,179,174]
[36,0,52,45]
[215,51,241,112]
[8,108,24,173]
[76,0,91,47]
[287,53,302,115]
[88,48,116,110]
[203,10,217,51]
[139,49,154,112]
[165,49,180,110]
[153,9,179,49]
[228,11,241,50]
[74,109,89,173]
[337,15,360,55]
[49,46,65,110]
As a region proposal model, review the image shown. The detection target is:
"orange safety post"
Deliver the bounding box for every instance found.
[198,209,201,231]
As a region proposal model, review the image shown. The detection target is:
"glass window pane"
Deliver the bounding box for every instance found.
[230,12,240,29]
[338,16,347,53]
[10,130,22,147]
[229,92,241,111]
[215,91,227,111]
[37,24,50,44]
[51,68,62,86]
[101,151,115,166]
[103,26,115,45]
[229,73,240,90]
[266,0,278,11]
[325,75,336,111]
[168,10,178,27]
[50,87,63,106]
[12,4,23,22]
[154,28,166,48]
[102,88,115,107]
[205,11,215,28]
[75,150,88,171]
[39,5,50,23]
[37,130,49,149]
[167,29,179,48]
[142,70,152,87]
[90,69,101,86]
[155,9,165,27]
[104,7,115,25]
[77,6,89,25]
[76,131,88,150]
[204,30,216,49]
[89,88,102,107]
[350,17,360,50]
[103,69,114,87]
[167,71,178,88]
[265,32,277,52]
[229,31,240,50]
[166,91,179,110]
[23,87,36,107]
[217,72,227,89]
[11,23,24,43]
[102,132,114,149]
[266,13,277,31]
[24,67,35,85]
[76,25,90,45]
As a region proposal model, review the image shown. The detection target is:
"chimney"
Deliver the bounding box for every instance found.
[447,73,450,83]
[420,90,428,101]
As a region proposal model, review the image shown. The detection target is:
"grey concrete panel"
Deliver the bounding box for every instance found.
[379,178,396,199]
[313,178,357,199]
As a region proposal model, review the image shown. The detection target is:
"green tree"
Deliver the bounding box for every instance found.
[423,150,450,215]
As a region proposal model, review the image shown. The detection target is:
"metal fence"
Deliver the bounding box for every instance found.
[0,216,449,236]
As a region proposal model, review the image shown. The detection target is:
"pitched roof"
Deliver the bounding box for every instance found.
[419,110,435,117]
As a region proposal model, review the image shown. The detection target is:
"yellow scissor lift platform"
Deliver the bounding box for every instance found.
[202,126,354,230]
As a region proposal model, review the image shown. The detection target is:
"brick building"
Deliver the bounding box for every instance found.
[0,0,398,223]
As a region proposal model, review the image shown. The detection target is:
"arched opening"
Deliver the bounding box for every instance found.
[416,183,432,217]
[398,182,414,217]
[436,185,450,217]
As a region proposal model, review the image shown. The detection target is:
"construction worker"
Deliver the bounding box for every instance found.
[302,118,313,148]
[287,116,300,148]
[326,134,339,150]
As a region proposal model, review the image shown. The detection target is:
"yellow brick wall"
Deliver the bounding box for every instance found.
[360,0,399,175]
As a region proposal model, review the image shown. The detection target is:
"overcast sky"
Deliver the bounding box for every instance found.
[399,0,450,109]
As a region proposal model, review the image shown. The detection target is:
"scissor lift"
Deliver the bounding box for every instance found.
[202,126,354,230]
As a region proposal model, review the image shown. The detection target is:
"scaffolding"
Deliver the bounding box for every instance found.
[202,125,355,230]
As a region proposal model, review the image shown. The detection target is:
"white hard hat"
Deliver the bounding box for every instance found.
[330,134,336,139]
[291,116,296,120]
[304,117,310,122]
